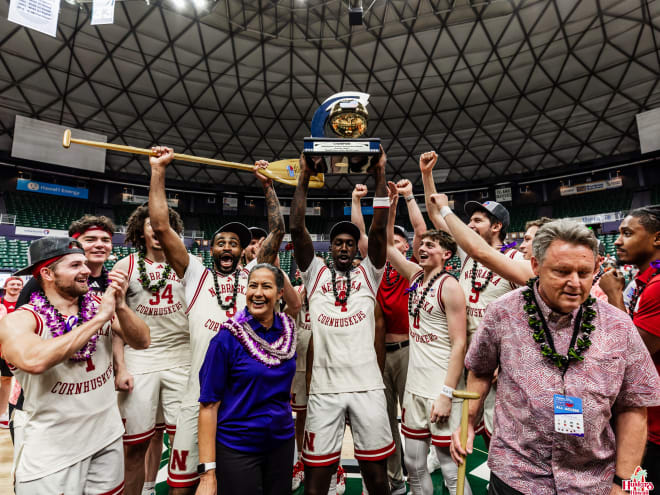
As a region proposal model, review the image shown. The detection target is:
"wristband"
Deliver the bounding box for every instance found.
[440,206,453,218]
[405,194,415,202]
[197,462,216,474]
[373,196,390,209]
[612,474,624,488]
[440,385,454,399]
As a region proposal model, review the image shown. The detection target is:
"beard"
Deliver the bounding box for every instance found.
[55,277,89,298]
[213,252,240,275]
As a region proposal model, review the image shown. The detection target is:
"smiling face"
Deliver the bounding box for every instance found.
[417,236,452,269]
[467,211,501,245]
[520,225,539,260]
[531,240,598,314]
[43,253,91,298]
[212,232,243,275]
[614,215,658,268]
[331,233,358,272]
[246,267,283,325]
[4,279,23,298]
[78,229,113,265]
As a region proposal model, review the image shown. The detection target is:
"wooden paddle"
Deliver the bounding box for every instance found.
[62,129,325,188]
[453,390,481,495]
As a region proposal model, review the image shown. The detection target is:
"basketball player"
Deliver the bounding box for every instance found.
[111,203,190,495]
[148,147,294,493]
[0,276,23,428]
[244,227,268,265]
[519,217,553,260]
[385,183,471,495]
[351,179,426,495]
[0,236,150,494]
[290,151,393,495]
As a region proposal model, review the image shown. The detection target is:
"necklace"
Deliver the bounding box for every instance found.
[30,290,99,361]
[222,312,297,367]
[523,278,596,371]
[385,262,400,285]
[137,251,172,293]
[408,270,446,320]
[628,261,660,317]
[471,259,493,293]
[213,268,240,311]
[329,262,351,309]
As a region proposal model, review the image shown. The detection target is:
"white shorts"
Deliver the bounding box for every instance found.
[167,404,200,488]
[118,366,189,444]
[291,371,308,412]
[15,437,124,495]
[400,391,462,447]
[475,386,496,438]
[302,390,394,467]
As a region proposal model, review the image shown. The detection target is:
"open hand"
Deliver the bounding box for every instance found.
[387,181,399,207]
[107,269,129,310]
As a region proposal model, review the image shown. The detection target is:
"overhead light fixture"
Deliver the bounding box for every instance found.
[349,0,363,25]
[192,0,207,10]
[172,0,185,10]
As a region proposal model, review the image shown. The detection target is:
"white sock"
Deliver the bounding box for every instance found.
[404,436,433,495]
[434,445,472,495]
[141,481,156,495]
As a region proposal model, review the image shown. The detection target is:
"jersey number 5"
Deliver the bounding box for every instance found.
[469,282,481,304]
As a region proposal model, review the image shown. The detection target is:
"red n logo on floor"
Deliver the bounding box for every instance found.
[303,431,316,452]
[171,449,189,471]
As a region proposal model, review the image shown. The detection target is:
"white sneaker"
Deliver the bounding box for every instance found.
[391,480,407,495]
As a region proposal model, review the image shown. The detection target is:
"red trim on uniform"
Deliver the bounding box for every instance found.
[127,253,134,280]
[143,257,153,265]
[474,421,485,435]
[401,424,431,439]
[165,424,176,435]
[308,266,327,299]
[483,427,492,439]
[302,451,342,467]
[155,423,166,431]
[431,435,451,447]
[185,269,209,315]
[97,481,125,495]
[435,274,450,314]
[354,441,396,461]
[123,427,156,445]
[358,265,376,297]
[167,471,199,487]
[17,307,43,336]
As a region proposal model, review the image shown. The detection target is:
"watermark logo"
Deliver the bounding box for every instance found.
[622,466,654,495]
[27,181,39,191]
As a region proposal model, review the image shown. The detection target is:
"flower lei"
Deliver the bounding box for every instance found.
[213,268,240,311]
[138,251,172,293]
[30,290,99,361]
[385,262,400,285]
[408,270,446,320]
[329,262,351,308]
[222,312,297,367]
[523,278,596,371]
[628,260,660,317]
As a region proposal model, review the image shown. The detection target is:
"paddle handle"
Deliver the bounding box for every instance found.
[454,390,480,495]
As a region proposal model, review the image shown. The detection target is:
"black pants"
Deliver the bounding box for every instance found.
[488,473,525,495]
[643,440,660,491]
[216,436,295,495]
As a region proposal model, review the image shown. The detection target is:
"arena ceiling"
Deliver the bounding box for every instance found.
[0,0,659,192]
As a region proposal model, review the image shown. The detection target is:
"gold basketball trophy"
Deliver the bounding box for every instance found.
[303,92,381,174]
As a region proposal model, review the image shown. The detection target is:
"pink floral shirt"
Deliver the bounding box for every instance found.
[465,285,660,495]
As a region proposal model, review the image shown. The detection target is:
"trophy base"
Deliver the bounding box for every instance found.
[303,137,381,174]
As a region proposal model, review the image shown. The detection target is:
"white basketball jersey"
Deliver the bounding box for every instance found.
[181,255,253,406]
[458,247,525,338]
[302,256,384,394]
[12,298,123,482]
[406,270,455,399]
[294,285,312,373]
[123,254,190,374]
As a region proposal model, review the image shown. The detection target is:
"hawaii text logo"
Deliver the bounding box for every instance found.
[622,466,654,495]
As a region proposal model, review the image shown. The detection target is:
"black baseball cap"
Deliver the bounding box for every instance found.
[212,222,251,249]
[393,225,408,240]
[464,200,510,231]
[14,237,85,276]
[329,221,361,242]
[249,227,268,240]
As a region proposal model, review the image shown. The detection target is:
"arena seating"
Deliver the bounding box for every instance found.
[552,190,632,219]
[5,192,88,230]
[0,236,29,271]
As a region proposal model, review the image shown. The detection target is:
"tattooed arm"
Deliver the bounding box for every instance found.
[254,161,285,265]
[367,148,389,269]
[290,155,316,272]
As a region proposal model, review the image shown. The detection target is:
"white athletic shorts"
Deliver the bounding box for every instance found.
[400,391,462,447]
[167,403,200,488]
[475,386,496,438]
[118,365,189,444]
[15,437,124,495]
[291,371,308,412]
[302,390,394,467]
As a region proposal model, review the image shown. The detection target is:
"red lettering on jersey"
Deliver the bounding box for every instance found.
[225,295,236,318]
[469,282,481,304]
[85,357,95,372]
[304,313,310,324]
[161,284,174,305]
[171,449,189,471]
[335,290,348,312]
[303,431,316,452]
[412,312,420,329]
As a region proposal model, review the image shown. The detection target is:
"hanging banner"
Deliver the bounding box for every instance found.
[560,177,623,196]
[15,226,68,237]
[17,179,89,199]
[91,0,114,25]
[121,193,178,208]
[565,211,626,225]
[280,206,321,216]
[8,0,60,37]
[223,197,238,214]
[495,187,512,202]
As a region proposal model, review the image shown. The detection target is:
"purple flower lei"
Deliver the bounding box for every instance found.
[30,290,99,362]
[222,312,297,367]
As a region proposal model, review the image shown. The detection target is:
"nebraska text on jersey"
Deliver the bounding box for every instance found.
[301,256,385,394]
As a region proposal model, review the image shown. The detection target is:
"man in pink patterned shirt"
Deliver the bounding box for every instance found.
[450,219,660,495]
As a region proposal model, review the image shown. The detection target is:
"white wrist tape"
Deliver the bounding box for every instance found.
[373,196,390,209]
[440,206,453,218]
[440,385,454,399]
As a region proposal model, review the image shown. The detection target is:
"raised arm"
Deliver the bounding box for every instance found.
[386,182,422,280]
[429,193,534,286]
[419,151,450,233]
[351,184,369,258]
[148,146,189,279]
[396,179,427,259]
[367,148,389,269]
[290,156,316,272]
[254,160,286,265]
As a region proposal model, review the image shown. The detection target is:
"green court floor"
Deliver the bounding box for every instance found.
[155,435,490,494]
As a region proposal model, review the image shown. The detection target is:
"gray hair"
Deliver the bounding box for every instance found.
[532,219,599,265]
[248,263,284,290]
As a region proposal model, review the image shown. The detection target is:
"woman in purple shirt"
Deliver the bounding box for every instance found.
[196,263,297,495]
